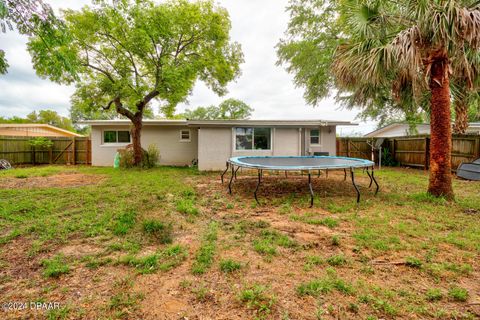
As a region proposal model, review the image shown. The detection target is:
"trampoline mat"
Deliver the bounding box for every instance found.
[229,156,373,170]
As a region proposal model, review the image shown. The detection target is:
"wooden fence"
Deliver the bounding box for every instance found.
[0,136,91,165]
[337,135,480,170]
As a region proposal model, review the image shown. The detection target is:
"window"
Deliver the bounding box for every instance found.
[310,129,320,145]
[103,130,131,144]
[235,127,271,150]
[180,129,191,142]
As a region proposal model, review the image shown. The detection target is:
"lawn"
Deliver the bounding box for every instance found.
[0,166,479,319]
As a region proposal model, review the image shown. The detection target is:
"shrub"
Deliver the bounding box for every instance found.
[142,220,173,244]
[28,137,53,149]
[118,144,159,168]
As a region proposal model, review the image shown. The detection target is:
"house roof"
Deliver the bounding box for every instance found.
[79,119,356,127]
[364,122,480,137]
[0,123,83,137]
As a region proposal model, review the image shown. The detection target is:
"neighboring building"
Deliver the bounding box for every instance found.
[82,119,355,171]
[364,122,480,138]
[0,124,83,138]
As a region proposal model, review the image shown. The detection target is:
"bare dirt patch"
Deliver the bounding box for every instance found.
[0,173,106,189]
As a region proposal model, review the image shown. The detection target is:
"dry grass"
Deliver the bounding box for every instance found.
[0,166,479,319]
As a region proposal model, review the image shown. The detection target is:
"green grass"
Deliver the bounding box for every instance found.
[448,286,469,302]
[219,259,242,273]
[41,255,70,278]
[239,284,276,319]
[119,244,187,274]
[0,166,479,319]
[142,219,173,244]
[191,222,218,274]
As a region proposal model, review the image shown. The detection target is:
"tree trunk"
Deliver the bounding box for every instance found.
[453,98,468,135]
[131,118,143,166]
[427,53,454,199]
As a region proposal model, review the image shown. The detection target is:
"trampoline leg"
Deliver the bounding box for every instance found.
[254,170,262,204]
[228,165,235,195]
[234,166,240,180]
[344,168,347,181]
[350,168,360,203]
[308,173,314,208]
[221,161,229,184]
[318,170,321,178]
[326,169,329,178]
[285,171,288,178]
[366,167,373,188]
[371,166,379,195]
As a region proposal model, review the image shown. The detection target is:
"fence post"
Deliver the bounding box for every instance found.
[475,137,480,159]
[31,145,35,166]
[72,137,76,165]
[392,139,396,163]
[346,139,350,157]
[424,137,430,170]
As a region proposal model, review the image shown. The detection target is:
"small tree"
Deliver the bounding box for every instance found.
[28,0,243,166]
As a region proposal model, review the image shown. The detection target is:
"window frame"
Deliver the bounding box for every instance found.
[179,129,191,142]
[309,128,321,146]
[234,127,272,151]
[102,130,131,145]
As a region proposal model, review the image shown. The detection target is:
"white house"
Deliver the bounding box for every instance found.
[364,122,480,138]
[82,119,355,171]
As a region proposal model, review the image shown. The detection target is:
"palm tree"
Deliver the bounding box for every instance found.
[333,0,480,199]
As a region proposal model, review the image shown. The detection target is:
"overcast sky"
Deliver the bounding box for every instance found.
[0,0,376,136]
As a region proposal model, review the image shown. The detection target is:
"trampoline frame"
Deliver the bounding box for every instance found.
[220,156,379,207]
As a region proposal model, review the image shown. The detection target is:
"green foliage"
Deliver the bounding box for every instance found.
[119,144,160,169]
[28,0,243,130]
[381,147,398,167]
[239,284,275,319]
[113,210,137,236]
[28,137,53,149]
[219,259,242,273]
[326,254,348,266]
[142,220,173,244]
[0,109,76,132]
[405,257,422,269]
[191,222,218,274]
[448,286,468,302]
[426,288,443,302]
[119,244,187,274]
[183,98,253,120]
[42,255,70,278]
[297,272,354,296]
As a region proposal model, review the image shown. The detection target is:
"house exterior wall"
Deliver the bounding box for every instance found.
[304,126,337,156]
[91,125,197,166]
[90,124,339,170]
[197,126,336,171]
[197,127,232,171]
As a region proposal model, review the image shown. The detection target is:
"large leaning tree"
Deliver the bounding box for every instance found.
[28,0,243,165]
[0,0,57,74]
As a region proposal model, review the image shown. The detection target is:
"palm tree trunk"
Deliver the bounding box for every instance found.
[453,98,468,134]
[427,54,454,199]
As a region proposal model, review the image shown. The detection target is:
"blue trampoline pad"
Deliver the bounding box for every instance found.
[228,156,374,171]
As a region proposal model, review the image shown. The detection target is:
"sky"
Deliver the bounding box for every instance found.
[0,0,376,136]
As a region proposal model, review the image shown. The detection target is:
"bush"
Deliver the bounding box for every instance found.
[28,137,53,149]
[118,144,159,168]
[142,220,173,244]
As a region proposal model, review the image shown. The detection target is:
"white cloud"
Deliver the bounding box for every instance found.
[0,0,376,135]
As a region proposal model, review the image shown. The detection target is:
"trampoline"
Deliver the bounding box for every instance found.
[220,156,379,207]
